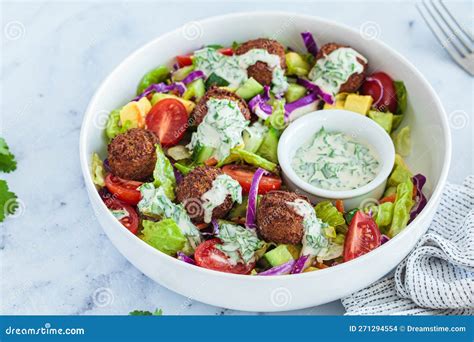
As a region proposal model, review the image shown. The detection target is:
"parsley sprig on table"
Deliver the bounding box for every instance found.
[0,137,18,222]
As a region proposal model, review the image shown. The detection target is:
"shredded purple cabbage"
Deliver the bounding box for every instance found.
[381,234,390,245]
[103,159,111,173]
[296,78,334,104]
[301,31,318,55]
[133,82,186,101]
[177,252,196,265]
[181,70,205,85]
[290,255,311,274]
[284,92,320,121]
[258,260,296,276]
[409,174,427,223]
[248,87,273,119]
[211,219,220,235]
[246,168,268,229]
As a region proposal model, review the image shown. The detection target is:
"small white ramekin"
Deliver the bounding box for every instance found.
[278,109,395,210]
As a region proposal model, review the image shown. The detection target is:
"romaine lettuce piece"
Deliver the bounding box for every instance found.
[105,108,133,141]
[392,126,411,157]
[218,148,277,173]
[152,145,176,200]
[374,202,394,228]
[387,178,414,238]
[314,201,346,227]
[394,80,407,114]
[91,153,106,187]
[388,154,413,187]
[142,219,188,255]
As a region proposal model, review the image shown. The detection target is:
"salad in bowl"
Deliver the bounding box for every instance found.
[90,32,427,276]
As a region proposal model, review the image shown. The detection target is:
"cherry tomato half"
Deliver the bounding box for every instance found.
[145,99,188,147]
[105,174,142,205]
[218,47,234,56]
[100,189,140,234]
[222,165,282,194]
[343,211,381,262]
[360,72,397,113]
[194,239,254,274]
[176,54,193,67]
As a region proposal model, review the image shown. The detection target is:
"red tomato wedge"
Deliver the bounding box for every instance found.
[219,47,234,56]
[176,55,193,67]
[343,211,381,262]
[194,239,254,274]
[145,99,188,147]
[360,72,397,113]
[105,174,142,205]
[100,189,140,234]
[222,165,282,194]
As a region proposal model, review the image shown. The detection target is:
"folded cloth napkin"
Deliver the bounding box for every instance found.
[342,175,474,315]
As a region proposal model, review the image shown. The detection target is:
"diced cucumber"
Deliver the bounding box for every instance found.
[256,127,281,163]
[242,129,265,153]
[285,52,310,77]
[263,245,300,267]
[136,65,170,95]
[192,145,215,164]
[172,65,194,82]
[285,83,307,103]
[205,73,230,89]
[235,77,264,100]
[183,79,206,101]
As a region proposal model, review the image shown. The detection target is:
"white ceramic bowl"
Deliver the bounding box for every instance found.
[79,12,451,312]
[278,110,395,210]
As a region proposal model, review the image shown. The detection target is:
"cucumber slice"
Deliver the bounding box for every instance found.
[263,245,300,267]
[242,130,265,153]
[256,127,281,163]
[192,145,215,164]
[236,77,264,100]
[285,83,307,103]
[205,73,230,89]
[183,79,206,101]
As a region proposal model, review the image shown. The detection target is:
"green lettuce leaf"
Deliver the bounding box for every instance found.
[0,138,17,173]
[142,219,188,255]
[387,178,414,238]
[394,80,407,115]
[136,65,170,95]
[91,153,106,187]
[392,126,411,157]
[388,154,413,187]
[153,145,176,200]
[218,148,277,173]
[314,201,346,227]
[105,108,132,141]
[374,202,394,229]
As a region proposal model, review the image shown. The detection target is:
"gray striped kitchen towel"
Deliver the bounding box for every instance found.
[342,175,474,315]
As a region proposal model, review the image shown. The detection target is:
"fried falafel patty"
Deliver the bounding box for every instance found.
[107,128,159,181]
[316,43,368,93]
[235,38,286,86]
[256,190,311,245]
[176,166,234,224]
[190,86,251,126]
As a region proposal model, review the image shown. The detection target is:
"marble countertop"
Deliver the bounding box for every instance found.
[1,0,472,315]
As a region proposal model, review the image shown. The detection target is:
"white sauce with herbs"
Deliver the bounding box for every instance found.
[216,222,264,265]
[292,128,380,191]
[194,47,288,94]
[287,199,329,256]
[201,174,242,223]
[308,47,367,97]
[187,98,249,161]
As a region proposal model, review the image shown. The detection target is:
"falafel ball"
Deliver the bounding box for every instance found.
[176,166,234,224]
[316,43,368,93]
[191,86,251,126]
[256,190,310,245]
[107,128,159,181]
[235,38,286,86]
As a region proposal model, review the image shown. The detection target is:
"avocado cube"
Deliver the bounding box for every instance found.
[368,110,394,133]
[344,94,373,115]
[264,244,299,267]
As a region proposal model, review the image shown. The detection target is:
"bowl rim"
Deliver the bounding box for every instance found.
[79,10,452,281]
[278,109,396,199]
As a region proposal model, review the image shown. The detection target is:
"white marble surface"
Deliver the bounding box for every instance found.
[1,0,472,315]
